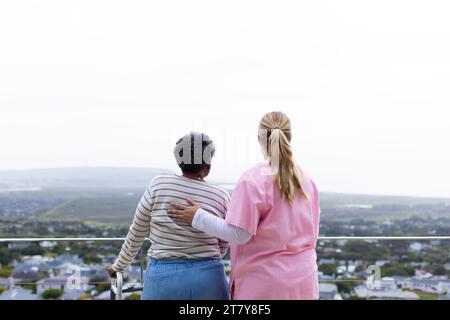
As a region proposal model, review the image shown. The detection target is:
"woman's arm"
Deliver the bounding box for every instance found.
[168,199,252,245]
[108,187,154,275]
[193,209,252,245]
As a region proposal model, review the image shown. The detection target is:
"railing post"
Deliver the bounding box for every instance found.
[139,246,145,286]
[116,272,123,300]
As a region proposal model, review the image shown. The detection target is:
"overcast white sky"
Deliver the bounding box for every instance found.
[1,1,450,197]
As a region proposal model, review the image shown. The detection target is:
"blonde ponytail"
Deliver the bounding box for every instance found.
[269,128,281,176]
[259,111,308,203]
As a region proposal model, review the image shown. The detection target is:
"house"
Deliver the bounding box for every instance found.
[7,243,31,250]
[354,285,420,300]
[318,272,335,282]
[0,277,15,290]
[337,265,357,274]
[51,262,94,277]
[48,254,83,268]
[12,259,50,275]
[23,255,52,266]
[11,271,46,284]
[347,265,356,273]
[337,266,346,274]
[410,262,428,268]
[39,241,57,249]
[319,283,342,300]
[409,242,424,253]
[0,287,38,300]
[415,269,433,278]
[379,277,397,290]
[392,276,450,294]
[409,279,441,293]
[15,255,52,274]
[13,263,39,274]
[437,281,450,294]
[79,265,107,279]
[46,254,87,275]
[36,275,90,296]
[319,258,336,265]
[391,276,410,289]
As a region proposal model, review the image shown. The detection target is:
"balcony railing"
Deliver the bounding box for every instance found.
[1,236,450,300]
[2,236,450,242]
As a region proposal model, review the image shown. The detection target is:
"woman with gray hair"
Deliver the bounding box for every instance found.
[107,132,230,300]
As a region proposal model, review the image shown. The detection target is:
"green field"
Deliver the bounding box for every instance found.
[2,187,449,225]
[38,189,142,225]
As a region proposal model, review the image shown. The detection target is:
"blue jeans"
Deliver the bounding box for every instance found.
[141,258,230,300]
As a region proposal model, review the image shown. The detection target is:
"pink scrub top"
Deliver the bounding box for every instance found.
[226,162,321,300]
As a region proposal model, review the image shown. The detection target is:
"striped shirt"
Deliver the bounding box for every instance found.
[112,174,230,272]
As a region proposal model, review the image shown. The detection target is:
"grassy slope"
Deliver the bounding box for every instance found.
[38,189,142,225]
[1,189,446,225]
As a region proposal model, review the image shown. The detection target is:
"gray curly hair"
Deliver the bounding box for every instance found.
[173,132,216,174]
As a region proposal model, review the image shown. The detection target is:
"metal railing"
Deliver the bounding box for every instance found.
[110,271,143,300]
[2,236,450,300]
[2,236,450,242]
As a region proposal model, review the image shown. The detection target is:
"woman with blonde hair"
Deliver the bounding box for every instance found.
[168,111,320,300]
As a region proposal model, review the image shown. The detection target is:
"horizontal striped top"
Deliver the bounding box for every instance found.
[112,174,230,272]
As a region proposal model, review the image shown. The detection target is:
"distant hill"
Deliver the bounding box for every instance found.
[39,191,144,225]
[0,167,449,224]
[0,167,175,224]
[0,167,173,190]
[319,192,450,221]
[320,192,450,206]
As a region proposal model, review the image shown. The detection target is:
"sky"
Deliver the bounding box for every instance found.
[1,0,450,197]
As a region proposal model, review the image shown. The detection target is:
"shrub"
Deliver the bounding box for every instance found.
[0,266,12,278]
[42,288,63,300]
[20,284,37,294]
[125,293,141,300]
[337,282,355,294]
[381,263,415,277]
[319,264,337,276]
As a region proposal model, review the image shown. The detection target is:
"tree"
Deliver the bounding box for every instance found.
[42,288,63,300]
[425,264,447,276]
[319,264,337,276]
[342,241,389,262]
[382,263,415,277]
[355,265,365,273]
[19,245,45,256]
[82,252,102,264]
[0,246,21,266]
[337,282,355,294]
[0,266,12,278]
